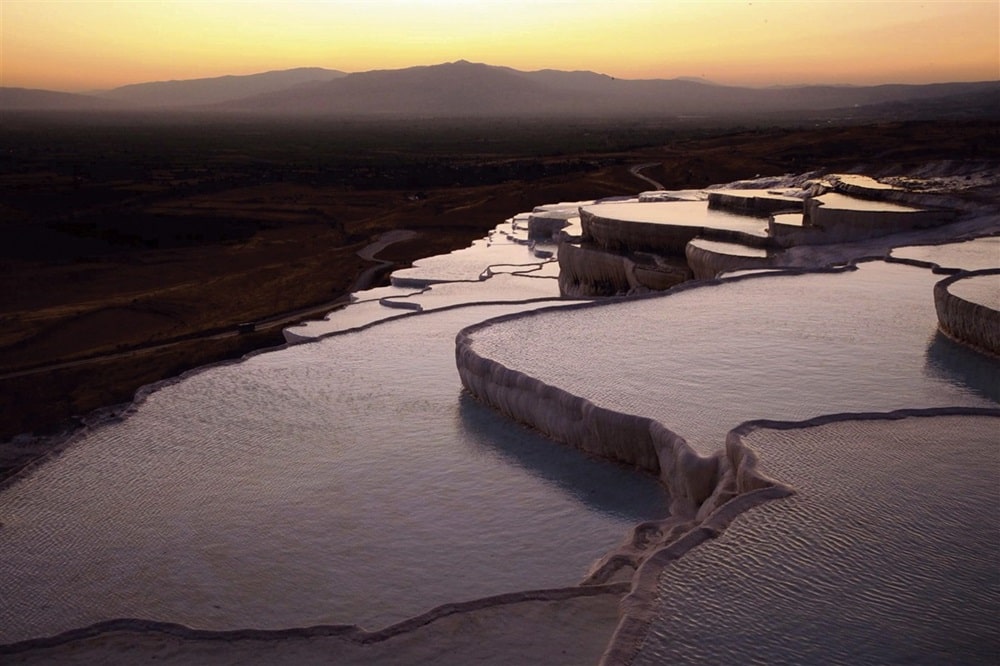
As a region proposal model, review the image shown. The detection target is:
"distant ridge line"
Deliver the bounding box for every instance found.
[3,61,997,118]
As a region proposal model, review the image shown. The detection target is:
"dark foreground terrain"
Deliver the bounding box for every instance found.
[1,114,997,479]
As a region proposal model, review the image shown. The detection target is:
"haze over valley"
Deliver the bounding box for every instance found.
[3,61,998,120]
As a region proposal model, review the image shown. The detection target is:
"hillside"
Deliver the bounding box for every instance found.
[226,61,999,118]
[4,61,996,119]
[98,67,347,107]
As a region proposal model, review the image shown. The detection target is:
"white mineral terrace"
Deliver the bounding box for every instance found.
[461,261,997,455]
[3,171,998,665]
[284,219,564,341]
[0,206,666,651]
[450,172,998,663]
[891,235,1000,272]
[935,269,1000,357]
[708,188,803,203]
[566,175,965,298]
[631,414,999,665]
[1,303,663,646]
[684,238,778,280]
[686,238,770,258]
[771,211,804,227]
[949,272,1000,309]
[391,231,555,286]
[832,173,899,190]
[813,191,925,212]
[580,200,770,237]
[705,188,804,217]
[637,189,705,202]
[285,271,562,341]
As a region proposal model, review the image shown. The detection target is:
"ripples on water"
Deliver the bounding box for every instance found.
[891,236,1000,272]
[634,415,1000,664]
[0,304,668,643]
[3,207,997,660]
[469,261,998,452]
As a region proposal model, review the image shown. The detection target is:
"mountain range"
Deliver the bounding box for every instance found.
[97,67,347,107]
[2,60,997,119]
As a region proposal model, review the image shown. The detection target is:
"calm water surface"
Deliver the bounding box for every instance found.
[0,302,667,644]
[635,415,1000,664]
[469,261,999,452]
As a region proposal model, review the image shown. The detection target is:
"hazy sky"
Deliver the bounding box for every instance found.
[2,0,998,91]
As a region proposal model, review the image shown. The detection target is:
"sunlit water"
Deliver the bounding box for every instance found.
[391,228,555,285]
[4,182,997,660]
[708,188,803,204]
[284,219,562,341]
[467,261,999,453]
[949,272,1000,309]
[287,272,564,341]
[0,302,667,644]
[891,236,1000,272]
[687,238,770,258]
[582,200,770,237]
[814,191,924,212]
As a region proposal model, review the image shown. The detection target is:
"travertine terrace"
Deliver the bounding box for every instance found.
[935,270,1000,356]
[3,168,997,665]
[458,169,999,663]
[556,173,960,296]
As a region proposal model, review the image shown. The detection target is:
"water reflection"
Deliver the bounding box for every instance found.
[925,330,1000,403]
[466,262,998,454]
[457,392,669,521]
[0,302,666,644]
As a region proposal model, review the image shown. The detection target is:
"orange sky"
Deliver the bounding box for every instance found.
[2,0,997,91]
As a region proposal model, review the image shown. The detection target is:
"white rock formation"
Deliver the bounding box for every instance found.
[935,269,1000,356]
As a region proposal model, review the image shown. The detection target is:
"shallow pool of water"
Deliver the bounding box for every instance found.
[948,273,1000,309]
[815,192,923,212]
[687,238,770,258]
[286,273,565,340]
[891,236,1000,272]
[634,414,1000,664]
[467,261,999,452]
[391,225,553,286]
[581,201,769,236]
[0,302,667,644]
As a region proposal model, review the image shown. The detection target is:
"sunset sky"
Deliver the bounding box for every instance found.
[2,0,998,92]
